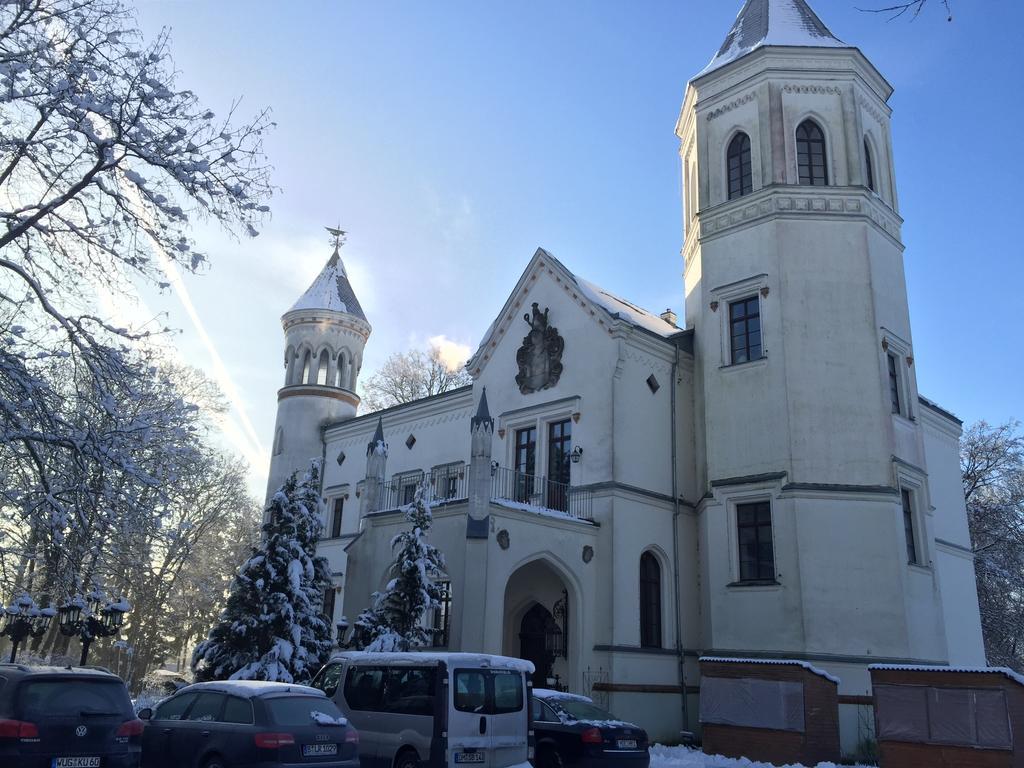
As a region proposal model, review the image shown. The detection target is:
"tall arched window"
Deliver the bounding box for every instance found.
[727,132,752,200]
[301,350,312,385]
[316,350,330,386]
[864,138,876,193]
[337,351,351,390]
[640,552,662,648]
[796,120,828,186]
[284,346,296,385]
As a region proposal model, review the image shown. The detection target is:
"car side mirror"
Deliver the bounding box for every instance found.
[138,708,153,721]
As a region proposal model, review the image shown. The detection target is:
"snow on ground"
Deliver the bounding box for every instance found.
[650,744,873,768]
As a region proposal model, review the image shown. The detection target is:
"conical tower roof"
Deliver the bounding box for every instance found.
[289,244,367,321]
[700,0,848,77]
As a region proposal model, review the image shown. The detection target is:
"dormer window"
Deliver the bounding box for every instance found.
[796,120,828,186]
[727,132,753,200]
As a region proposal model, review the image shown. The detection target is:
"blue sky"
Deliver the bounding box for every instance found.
[130,0,1023,493]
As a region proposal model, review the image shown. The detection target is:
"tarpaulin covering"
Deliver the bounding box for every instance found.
[875,684,1012,749]
[699,676,805,732]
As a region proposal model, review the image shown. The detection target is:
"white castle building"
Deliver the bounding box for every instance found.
[264,0,984,749]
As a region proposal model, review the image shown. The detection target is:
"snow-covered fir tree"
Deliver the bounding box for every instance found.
[352,483,446,651]
[191,462,333,683]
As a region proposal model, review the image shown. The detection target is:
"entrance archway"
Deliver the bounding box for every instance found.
[503,557,574,690]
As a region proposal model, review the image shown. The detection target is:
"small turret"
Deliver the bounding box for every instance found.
[360,416,388,516]
[467,388,493,527]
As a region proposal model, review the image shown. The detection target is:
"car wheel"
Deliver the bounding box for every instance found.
[540,747,564,768]
[394,749,419,768]
[202,757,227,768]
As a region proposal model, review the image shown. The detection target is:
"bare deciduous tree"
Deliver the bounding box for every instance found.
[360,345,473,413]
[859,1,953,21]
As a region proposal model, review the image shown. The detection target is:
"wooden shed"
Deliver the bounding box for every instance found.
[870,664,1024,768]
[699,657,841,766]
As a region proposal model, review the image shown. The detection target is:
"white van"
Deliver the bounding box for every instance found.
[310,652,534,768]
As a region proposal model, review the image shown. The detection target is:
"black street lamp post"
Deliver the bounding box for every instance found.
[1,593,55,663]
[58,594,130,666]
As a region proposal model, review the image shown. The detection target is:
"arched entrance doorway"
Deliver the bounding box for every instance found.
[503,558,573,690]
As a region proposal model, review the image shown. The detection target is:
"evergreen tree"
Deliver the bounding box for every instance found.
[191,462,333,682]
[353,484,446,651]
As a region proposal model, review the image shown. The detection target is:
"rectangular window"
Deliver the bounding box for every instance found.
[546,419,572,512]
[331,497,344,538]
[402,482,418,505]
[888,353,902,415]
[515,427,537,503]
[902,489,919,565]
[431,580,452,648]
[730,297,762,364]
[344,667,385,711]
[454,670,524,715]
[737,501,775,582]
[323,585,336,623]
[382,667,437,716]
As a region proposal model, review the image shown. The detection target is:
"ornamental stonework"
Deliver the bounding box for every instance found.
[515,303,564,394]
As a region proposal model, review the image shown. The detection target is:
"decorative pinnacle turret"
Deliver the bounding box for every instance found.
[471,388,493,431]
[367,416,386,456]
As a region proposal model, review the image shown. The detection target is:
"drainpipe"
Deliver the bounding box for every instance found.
[670,342,688,733]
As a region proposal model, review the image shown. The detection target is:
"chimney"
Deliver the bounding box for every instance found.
[660,308,678,327]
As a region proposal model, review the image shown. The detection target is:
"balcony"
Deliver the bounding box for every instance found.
[490,467,593,521]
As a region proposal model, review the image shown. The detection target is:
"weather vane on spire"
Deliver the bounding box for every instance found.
[326,224,347,253]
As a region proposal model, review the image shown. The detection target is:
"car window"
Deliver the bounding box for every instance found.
[344,667,384,711]
[454,671,487,713]
[266,696,345,726]
[492,671,523,715]
[222,696,253,725]
[313,663,344,698]
[187,693,224,722]
[382,667,435,716]
[19,679,132,719]
[154,692,199,721]
[531,698,557,723]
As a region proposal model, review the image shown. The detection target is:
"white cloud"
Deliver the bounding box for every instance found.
[428,334,472,371]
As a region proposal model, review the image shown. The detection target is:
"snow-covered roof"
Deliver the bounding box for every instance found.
[575,276,679,339]
[700,656,840,684]
[288,246,367,321]
[534,688,593,703]
[183,680,326,698]
[330,651,535,673]
[699,0,848,78]
[869,664,1024,687]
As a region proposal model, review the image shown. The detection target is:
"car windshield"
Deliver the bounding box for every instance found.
[19,679,132,718]
[266,695,346,726]
[551,698,618,722]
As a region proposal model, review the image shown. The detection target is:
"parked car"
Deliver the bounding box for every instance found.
[0,662,143,768]
[310,651,533,768]
[138,680,359,768]
[530,689,649,768]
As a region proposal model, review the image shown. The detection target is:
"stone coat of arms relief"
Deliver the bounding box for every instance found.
[515,303,564,394]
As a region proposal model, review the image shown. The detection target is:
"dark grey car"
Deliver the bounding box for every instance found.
[138,680,359,768]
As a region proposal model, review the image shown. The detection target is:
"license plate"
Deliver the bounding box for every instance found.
[616,740,638,750]
[302,743,338,756]
[53,759,101,768]
[455,752,485,763]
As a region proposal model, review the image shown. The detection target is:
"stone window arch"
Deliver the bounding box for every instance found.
[337,350,351,390]
[640,550,662,648]
[727,131,753,200]
[796,119,828,186]
[315,349,330,386]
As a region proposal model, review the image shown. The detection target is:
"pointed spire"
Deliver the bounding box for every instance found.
[367,416,385,456]
[700,0,847,77]
[471,388,493,430]
[288,232,368,321]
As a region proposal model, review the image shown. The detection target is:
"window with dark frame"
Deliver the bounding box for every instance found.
[727,132,753,200]
[639,552,662,648]
[330,497,343,538]
[323,585,336,623]
[547,419,572,512]
[431,580,452,647]
[888,353,902,415]
[730,296,762,364]
[514,426,537,503]
[737,501,775,582]
[864,138,876,192]
[902,488,919,565]
[796,120,828,186]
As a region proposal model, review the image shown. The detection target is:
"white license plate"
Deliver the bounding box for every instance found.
[455,752,485,763]
[616,740,638,750]
[302,743,338,756]
[53,759,101,768]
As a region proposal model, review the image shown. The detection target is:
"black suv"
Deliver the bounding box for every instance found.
[0,663,142,768]
[138,680,360,768]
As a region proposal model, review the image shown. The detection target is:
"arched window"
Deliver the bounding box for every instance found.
[316,349,330,386]
[864,138,876,193]
[727,132,753,200]
[639,552,662,648]
[796,120,828,186]
[301,351,312,385]
[284,346,296,385]
[350,358,360,391]
[337,351,351,390]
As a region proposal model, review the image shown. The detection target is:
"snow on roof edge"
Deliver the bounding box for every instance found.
[869,664,1024,687]
[330,651,535,673]
[700,656,840,684]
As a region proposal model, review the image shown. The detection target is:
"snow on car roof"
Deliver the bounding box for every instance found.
[183,680,326,698]
[331,651,536,673]
[533,688,594,703]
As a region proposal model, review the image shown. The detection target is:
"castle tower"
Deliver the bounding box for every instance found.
[265,231,371,501]
[678,0,948,698]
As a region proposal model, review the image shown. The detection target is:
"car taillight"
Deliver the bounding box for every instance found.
[580,727,604,744]
[345,728,359,744]
[0,719,39,738]
[254,732,296,749]
[117,719,144,737]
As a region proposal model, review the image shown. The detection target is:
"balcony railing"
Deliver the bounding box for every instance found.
[372,468,469,512]
[490,467,593,521]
